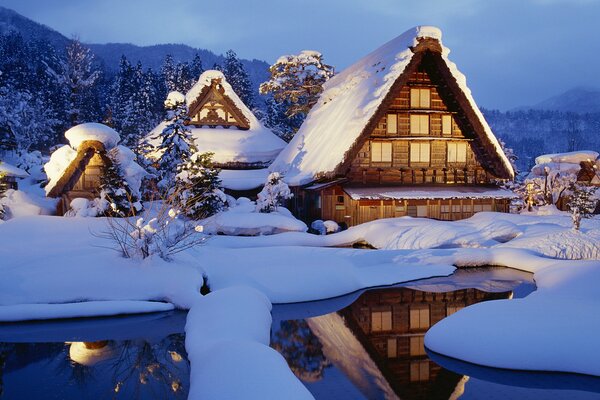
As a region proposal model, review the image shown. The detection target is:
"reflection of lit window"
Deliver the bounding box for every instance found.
[409,336,426,356]
[372,311,392,332]
[410,305,430,329]
[387,338,397,358]
[446,305,463,316]
[410,360,430,382]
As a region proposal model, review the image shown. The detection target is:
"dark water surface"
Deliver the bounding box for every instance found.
[270,267,600,400]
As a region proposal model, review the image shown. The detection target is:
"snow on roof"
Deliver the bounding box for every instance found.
[148,70,286,165]
[65,123,120,150]
[270,26,514,185]
[343,185,518,200]
[535,150,599,165]
[0,161,28,178]
[166,90,186,106]
[219,168,269,191]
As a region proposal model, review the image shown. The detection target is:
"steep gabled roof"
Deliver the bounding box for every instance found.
[270,26,515,186]
[46,140,110,198]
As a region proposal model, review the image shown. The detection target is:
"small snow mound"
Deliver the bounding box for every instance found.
[0,161,28,178]
[65,123,120,150]
[165,90,185,107]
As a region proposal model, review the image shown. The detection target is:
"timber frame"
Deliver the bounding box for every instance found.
[187,77,250,130]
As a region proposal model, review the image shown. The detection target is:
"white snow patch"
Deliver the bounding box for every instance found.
[219,168,270,191]
[65,122,120,150]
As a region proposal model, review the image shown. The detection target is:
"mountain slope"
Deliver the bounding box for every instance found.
[0,6,70,50]
[514,87,600,114]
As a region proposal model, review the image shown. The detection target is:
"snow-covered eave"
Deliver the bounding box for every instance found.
[0,161,28,178]
[343,185,520,201]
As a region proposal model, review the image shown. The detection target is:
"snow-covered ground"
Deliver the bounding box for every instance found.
[0,202,599,398]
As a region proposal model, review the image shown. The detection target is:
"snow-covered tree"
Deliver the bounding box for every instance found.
[256,172,293,213]
[176,152,225,219]
[152,91,195,190]
[260,50,334,138]
[568,183,598,230]
[261,96,303,142]
[99,148,142,217]
[222,50,254,109]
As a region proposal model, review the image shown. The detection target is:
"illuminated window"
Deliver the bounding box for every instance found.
[371,142,392,162]
[410,88,431,108]
[410,115,430,135]
[442,115,453,135]
[447,142,467,163]
[387,338,397,358]
[410,360,430,382]
[410,336,426,356]
[410,142,430,163]
[416,206,428,217]
[387,114,398,134]
[372,311,392,332]
[410,305,430,329]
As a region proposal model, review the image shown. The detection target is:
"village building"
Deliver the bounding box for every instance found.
[271,26,516,225]
[44,123,146,216]
[148,70,287,197]
[0,161,28,191]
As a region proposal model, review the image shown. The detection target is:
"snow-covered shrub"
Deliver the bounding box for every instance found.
[99,148,143,217]
[311,219,340,235]
[176,152,226,219]
[65,197,108,217]
[568,183,598,230]
[256,172,292,213]
[100,201,206,260]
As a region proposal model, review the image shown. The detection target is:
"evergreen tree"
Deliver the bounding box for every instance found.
[222,50,254,108]
[263,96,303,142]
[99,148,142,217]
[189,54,204,81]
[260,50,334,139]
[256,172,293,213]
[568,183,598,230]
[176,152,225,219]
[152,91,195,190]
[161,54,178,93]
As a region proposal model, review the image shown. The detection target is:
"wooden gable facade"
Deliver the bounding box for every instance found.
[47,140,111,215]
[291,38,515,226]
[187,78,250,130]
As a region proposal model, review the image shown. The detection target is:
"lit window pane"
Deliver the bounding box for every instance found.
[387,114,397,134]
[382,143,392,162]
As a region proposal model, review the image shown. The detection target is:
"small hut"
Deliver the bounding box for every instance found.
[0,161,28,191]
[44,123,146,216]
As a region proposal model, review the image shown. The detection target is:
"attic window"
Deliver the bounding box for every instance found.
[442,115,453,135]
[386,114,397,134]
[410,142,430,163]
[410,88,430,109]
[371,142,392,162]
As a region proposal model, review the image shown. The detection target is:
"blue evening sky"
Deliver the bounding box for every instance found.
[4,0,600,109]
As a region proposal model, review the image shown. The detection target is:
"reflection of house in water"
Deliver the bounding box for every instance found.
[308,287,511,400]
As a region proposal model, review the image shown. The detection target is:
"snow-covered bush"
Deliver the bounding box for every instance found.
[176,152,226,219]
[311,220,340,235]
[64,197,108,217]
[568,183,598,230]
[256,172,292,213]
[99,148,143,217]
[100,201,206,260]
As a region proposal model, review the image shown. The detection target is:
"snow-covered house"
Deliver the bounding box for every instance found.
[0,161,28,191]
[271,26,516,225]
[148,70,287,195]
[44,123,146,215]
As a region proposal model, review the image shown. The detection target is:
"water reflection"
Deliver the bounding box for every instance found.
[271,268,539,399]
[0,311,189,399]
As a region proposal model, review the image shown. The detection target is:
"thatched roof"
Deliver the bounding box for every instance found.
[270,26,515,186]
[46,140,110,198]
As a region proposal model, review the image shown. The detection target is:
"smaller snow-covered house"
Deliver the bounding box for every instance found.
[0,161,28,191]
[148,70,287,195]
[45,123,146,215]
[271,26,516,225]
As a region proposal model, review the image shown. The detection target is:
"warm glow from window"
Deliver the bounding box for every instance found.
[372,310,392,332]
[410,88,431,108]
[410,336,426,356]
[410,114,429,135]
[410,305,430,329]
[387,114,397,134]
[372,142,392,162]
[410,142,430,163]
[447,142,467,163]
[410,360,430,382]
[442,115,453,135]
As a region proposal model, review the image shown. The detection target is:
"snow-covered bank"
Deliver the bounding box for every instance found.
[185,287,312,399]
[425,260,600,376]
